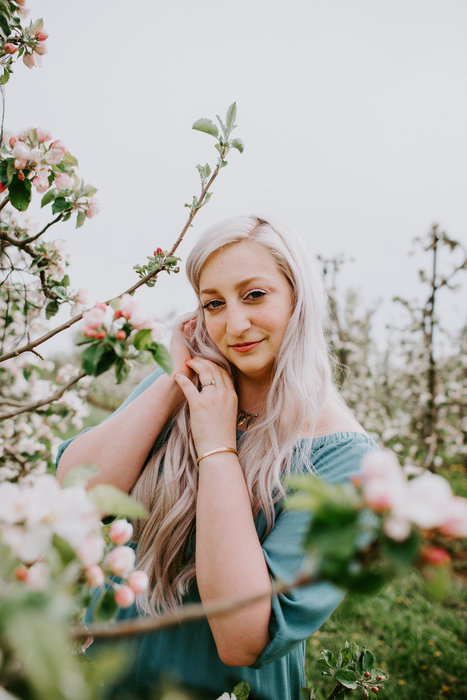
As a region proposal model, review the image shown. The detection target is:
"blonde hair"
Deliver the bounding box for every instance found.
[132,215,336,614]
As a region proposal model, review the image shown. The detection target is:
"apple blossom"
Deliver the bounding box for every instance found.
[130,307,151,330]
[36,30,48,42]
[36,128,51,142]
[33,176,49,193]
[34,42,48,56]
[119,293,136,319]
[402,472,453,529]
[54,172,73,191]
[439,497,467,537]
[2,523,52,563]
[45,140,66,165]
[29,147,43,163]
[109,520,134,545]
[107,545,136,577]
[76,535,106,567]
[151,322,165,343]
[383,516,411,542]
[420,546,451,567]
[23,52,35,69]
[115,330,126,341]
[25,562,49,590]
[82,305,107,331]
[128,569,149,594]
[86,197,100,218]
[86,565,105,588]
[115,585,135,608]
[12,142,30,161]
[4,43,18,54]
[0,183,6,193]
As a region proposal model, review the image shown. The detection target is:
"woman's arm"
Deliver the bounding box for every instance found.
[175,360,272,667]
[57,372,184,492]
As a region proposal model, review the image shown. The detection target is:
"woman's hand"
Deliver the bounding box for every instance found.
[174,357,238,457]
[170,313,197,380]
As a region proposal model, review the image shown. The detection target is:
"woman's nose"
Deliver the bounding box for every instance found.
[226,303,251,335]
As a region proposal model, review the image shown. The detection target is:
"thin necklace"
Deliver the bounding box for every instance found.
[236,408,259,429]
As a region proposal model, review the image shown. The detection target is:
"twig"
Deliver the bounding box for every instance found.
[22,213,64,245]
[0,196,9,212]
[0,149,227,364]
[0,370,87,420]
[72,572,315,640]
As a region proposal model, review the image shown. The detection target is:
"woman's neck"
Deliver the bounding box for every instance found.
[236,375,269,415]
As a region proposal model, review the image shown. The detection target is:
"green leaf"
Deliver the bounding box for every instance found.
[362,649,375,671]
[93,588,119,622]
[321,649,337,668]
[51,196,70,214]
[62,151,78,167]
[192,118,219,138]
[0,157,11,186]
[88,484,148,519]
[233,680,251,700]
[63,463,99,488]
[225,101,237,136]
[8,175,32,211]
[45,300,60,320]
[133,328,153,351]
[231,138,244,153]
[52,534,76,566]
[81,342,116,376]
[76,210,86,228]
[151,342,173,374]
[335,670,358,689]
[115,357,130,385]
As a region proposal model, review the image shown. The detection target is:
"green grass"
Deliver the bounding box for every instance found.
[305,573,467,699]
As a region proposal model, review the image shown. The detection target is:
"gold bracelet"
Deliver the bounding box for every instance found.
[196,446,238,465]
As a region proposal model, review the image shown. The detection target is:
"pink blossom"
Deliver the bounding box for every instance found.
[45,140,66,165]
[383,516,411,542]
[76,534,105,567]
[402,472,453,529]
[439,497,467,537]
[115,585,135,608]
[36,128,51,143]
[34,41,47,56]
[110,519,133,545]
[86,197,99,218]
[115,330,126,341]
[0,481,31,523]
[36,30,48,42]
[54,172,73,191]
[360,450,407,513]
[23,52,35,69]
[2,524,52,563]
[4,43,18,54]
[29,147,43,164]
[9,136,17,148]
[25,562,48,590]
[151,322,165,343]
[107,546,136,577]
[128,569,149,594]
[48,486,101,548]
[82,305,106,331]
[86,565,105,588]
[14,159,27,170]
[119,293,136,319]
[131,307,151,330]
[33,176,49,194]
[12,142,30,161]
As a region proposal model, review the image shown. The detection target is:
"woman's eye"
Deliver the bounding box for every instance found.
[245,289,266,301]
[202,299,223,311]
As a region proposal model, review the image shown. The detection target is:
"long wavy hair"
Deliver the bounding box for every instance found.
[132,215,337,614]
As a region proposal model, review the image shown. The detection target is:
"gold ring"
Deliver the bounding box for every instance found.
[200,379,216,389]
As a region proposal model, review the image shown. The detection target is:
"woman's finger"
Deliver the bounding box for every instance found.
[173,373,200,405]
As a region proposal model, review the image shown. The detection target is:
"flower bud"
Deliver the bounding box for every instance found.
[36,30,48,41]
[95,330,106,339]
[420,546,450,567]
[364,671,370,677]
[76,535,105,567]
[86,565,105,588]
[370,688,379,693]
[107,546,135,577]
[114,309,123,319]
[115,330,126,341]
[23,52,35,69]
[34,41,48,56]
[18,172,25,181]
[4,43,18,54]
[115,585,135,608]
[109,519,133,545]
[0,183,6,193]
[128,569,149,594]
[54,172,73,191]
[14,565,28,581]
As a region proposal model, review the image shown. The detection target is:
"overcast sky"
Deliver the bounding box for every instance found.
[5,0,466,354]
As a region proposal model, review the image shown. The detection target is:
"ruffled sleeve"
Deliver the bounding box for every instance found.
[251,432,378,669]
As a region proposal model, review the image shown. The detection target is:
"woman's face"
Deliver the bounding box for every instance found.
[198,239,294,385]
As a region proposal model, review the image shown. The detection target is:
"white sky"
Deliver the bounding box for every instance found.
[5,0,467,355]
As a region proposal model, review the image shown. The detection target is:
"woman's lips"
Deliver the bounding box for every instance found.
[230,340,263,353]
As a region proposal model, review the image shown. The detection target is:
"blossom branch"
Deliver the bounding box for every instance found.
[73,572,314,640]
[0,370,88,420]
[0,146,228,363]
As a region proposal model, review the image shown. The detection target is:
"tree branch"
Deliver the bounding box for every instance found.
[0,195,9,212]
[72,572,314,640]
[0,148,228,363]
[0,370,87,420]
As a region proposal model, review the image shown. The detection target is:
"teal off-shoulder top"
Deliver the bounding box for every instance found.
[56,368,378,700]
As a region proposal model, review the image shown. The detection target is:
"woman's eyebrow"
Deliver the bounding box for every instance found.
[200,277,269,296]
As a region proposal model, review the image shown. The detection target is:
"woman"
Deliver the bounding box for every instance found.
[57,215,377,700]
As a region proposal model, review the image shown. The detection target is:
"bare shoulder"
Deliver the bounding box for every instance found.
[301,397,367,439]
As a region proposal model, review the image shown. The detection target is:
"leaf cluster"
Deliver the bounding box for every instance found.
[133,250,180,288]
[316,641,387,696]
